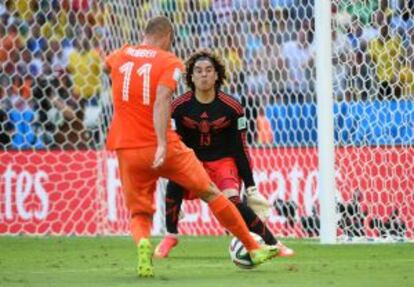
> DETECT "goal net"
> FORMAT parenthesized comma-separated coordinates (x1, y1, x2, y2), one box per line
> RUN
(0, 0, 413, 242)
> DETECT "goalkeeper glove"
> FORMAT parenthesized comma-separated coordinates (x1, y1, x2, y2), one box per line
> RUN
(245, 186, 271, 221)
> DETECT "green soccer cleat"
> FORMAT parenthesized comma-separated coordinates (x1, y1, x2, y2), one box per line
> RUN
(136, 238, 154, 278)
(249, 245, 279, 266)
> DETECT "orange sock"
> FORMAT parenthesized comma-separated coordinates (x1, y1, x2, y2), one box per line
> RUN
(130, 214, 152, 244)
(208, 195, 260, 251)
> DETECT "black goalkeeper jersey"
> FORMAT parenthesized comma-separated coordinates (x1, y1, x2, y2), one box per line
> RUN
(171, 91, 255, 187)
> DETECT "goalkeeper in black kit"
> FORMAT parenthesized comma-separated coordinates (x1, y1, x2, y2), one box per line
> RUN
(155, 49, 294, 258)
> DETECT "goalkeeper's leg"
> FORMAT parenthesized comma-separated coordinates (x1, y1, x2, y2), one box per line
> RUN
(161, 142, 279, 266)
(229, 195, 295, 257)
(154, 181, 183, 258)
(203, 189, 279, 264)
(229, 195, 277, 245)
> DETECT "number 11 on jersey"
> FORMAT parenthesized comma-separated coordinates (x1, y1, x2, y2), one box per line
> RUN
(119, 62, 152, 105)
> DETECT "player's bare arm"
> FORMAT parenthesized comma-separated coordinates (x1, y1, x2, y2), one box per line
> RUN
(152, 84, 173, 169)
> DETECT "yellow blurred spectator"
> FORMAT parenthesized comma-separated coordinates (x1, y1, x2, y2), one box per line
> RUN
(226, 49, 242, 74)
(67, 39, 102, 100)
(199, 0, 212, 10)
(399, 60, 414, 98)
(15, 0, 36, 21)
(41, 11, 67, 41)
(368, 26, 402, 84)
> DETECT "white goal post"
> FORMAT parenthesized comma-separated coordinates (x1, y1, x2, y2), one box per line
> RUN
(315, 0, 337, 244)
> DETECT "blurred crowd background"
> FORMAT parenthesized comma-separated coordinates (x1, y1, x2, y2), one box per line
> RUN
(0, 0, 413, 150)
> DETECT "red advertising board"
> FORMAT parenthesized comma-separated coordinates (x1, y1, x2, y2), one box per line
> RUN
(1, 147, 413, 239)
(0, 151, 100, 235)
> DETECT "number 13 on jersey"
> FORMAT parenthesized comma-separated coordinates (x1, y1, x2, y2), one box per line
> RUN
(119, 62, 152, 105)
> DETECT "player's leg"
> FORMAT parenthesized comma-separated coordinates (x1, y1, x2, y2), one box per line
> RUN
(228, 196, 294, 256)
(198, 182, 279, 265)
(165, 181, 184, 235)
(228, 195, 277, 244)
(160, 141, 278, 265)
(212, 158, 294, 257)
(117, 148, 158, 277)
(160, 142, 260, 251)
(207, 159, 277, 245)
(154, 181, 184, 258)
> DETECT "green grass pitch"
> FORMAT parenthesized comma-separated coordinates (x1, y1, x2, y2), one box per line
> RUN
(0, 236, 413, 287)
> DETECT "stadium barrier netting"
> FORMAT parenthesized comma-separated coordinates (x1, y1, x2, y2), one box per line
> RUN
(0, 0, 413, 241)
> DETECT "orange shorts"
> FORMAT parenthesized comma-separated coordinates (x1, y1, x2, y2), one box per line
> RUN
(184, 157, 241, 200)
(116, 141, 211, 217)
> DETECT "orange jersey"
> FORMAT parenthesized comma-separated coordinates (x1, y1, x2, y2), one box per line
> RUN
(105, 44, 184, 149)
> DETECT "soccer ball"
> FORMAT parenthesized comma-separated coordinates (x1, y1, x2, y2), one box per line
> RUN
(229, 232, 265, 269)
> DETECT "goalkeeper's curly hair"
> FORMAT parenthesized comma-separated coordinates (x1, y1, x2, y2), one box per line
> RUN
(185, 48, 227, 91)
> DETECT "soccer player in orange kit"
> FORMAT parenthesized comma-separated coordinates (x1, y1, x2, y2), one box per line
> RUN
(105, 16, 278, 277)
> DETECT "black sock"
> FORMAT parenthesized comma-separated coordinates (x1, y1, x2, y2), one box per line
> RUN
(165, 181, 184, 234)
(229, 196, 277, 245)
